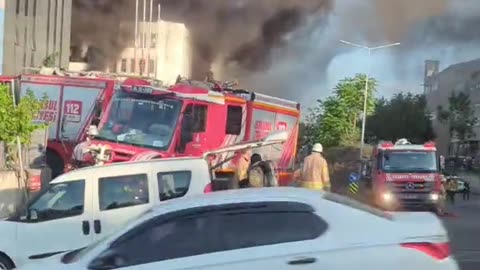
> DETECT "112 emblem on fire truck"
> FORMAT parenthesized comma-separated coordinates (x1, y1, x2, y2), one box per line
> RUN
(64, 100, 83, 123)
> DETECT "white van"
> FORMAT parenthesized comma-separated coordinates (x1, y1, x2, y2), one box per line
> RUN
(0, 157, 212, 269)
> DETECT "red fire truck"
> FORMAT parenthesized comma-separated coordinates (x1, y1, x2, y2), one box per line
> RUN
(369, 139, 443, 211)
(82, 79, 301, 185)
(0, 74, 117, 180)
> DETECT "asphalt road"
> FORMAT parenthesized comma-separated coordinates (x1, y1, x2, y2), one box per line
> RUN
(442, 192, 480, 270)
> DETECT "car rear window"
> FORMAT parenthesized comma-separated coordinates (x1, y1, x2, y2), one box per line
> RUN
(323, 193, 392, 220)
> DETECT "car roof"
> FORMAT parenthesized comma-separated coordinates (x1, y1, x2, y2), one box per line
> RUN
(146, 187, 324, 216)
(52, 157, 206, 183)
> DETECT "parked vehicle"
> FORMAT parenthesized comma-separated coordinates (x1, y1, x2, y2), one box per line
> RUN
(81, 79, 301, 185)
(369, 139, 443, 212)
(0, 131, 288, 269)
(18, 188, 458, 270)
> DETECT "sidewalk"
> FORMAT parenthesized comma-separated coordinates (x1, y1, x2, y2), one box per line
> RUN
(457, 171, 480, 195)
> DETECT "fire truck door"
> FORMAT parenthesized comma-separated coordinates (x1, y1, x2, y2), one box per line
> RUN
(60, 86, 103, 141)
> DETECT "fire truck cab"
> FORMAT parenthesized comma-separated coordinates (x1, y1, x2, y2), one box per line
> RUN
(85, 79, 300, 185)
(370, 139, 443, 211)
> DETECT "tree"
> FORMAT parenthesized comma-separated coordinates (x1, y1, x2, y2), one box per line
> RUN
(437, 91, 477, 142)
(297, 74, 377, 149)
(367, 93, 435, 143)
(0, 85, 46, 169)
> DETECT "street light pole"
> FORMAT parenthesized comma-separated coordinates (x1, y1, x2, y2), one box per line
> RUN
(339, 40, 400, 159)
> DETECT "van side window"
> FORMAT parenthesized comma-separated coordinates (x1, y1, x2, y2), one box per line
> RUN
(158, 171, 192, 201)
(226, 105, 242, 135)
(25, 180, 85, 222)
(99, 174, 149, 211)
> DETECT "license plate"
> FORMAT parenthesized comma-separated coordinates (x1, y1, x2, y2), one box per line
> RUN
(400, 194, 418, 199)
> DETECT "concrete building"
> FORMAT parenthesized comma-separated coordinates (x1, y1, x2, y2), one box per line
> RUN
(109, 21, 192, 86)
(424, 59, 480, 156)
(0, 0, 72, 75)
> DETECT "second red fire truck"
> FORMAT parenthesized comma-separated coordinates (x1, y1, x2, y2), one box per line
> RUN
(369, 139, 443, 212)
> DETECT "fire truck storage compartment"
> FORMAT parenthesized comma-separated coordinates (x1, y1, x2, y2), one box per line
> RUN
(19, 75, 108, 142)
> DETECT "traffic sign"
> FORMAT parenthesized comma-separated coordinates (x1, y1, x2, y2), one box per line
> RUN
(349, 172, 360, 183)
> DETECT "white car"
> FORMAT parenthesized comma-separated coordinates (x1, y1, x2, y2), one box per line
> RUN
(18, 188, 459, 270)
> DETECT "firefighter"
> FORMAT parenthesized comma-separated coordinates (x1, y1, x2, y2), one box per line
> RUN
(445, 178, 458, 204)
(301, 143, 331, 191)
(233, 149, 251, 188)
(70, 125, 98, 170)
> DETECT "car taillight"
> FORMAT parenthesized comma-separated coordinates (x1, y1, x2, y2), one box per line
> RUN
(203, 183, 212, 193)
(401, 242, 450, 260)
(27, 175, 42, 192)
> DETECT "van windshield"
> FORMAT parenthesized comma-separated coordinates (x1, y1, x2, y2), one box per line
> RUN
(380, 150, 438, 173)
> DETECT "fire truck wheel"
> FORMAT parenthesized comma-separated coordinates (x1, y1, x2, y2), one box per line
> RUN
(46, 150, 64, 179)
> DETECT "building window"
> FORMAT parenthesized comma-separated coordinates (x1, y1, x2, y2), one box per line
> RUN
(120, 59, 127, 72)
(111, 61, 117, 73)
(151, 33, 157, 48)
(25, 0, 29, 16)
(148, 59, 154, 74)
(143, 33, 147, 48)
(16, 0, 20, 14)
(130, 59, 135, 73)
(475, 104, 480, 126)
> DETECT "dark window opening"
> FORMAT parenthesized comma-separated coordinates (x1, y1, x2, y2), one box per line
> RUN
(120, 59, 127, 72)
(226, 105, 242, 135)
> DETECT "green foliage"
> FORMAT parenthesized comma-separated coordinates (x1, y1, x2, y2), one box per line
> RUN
(42, 52, 59, 67)
(0, 85, 47, 168)
(299, 73, 377, 149)
(367, 93, 435, 143)
(437, 91, 477, 141)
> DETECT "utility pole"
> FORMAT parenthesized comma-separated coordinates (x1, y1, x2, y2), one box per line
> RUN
(339, 40, 400, 160)
(155, 3, 161, 78)
(134, 0, 139, 74)
(147, 0, 153, 77)
(141, 0, 146, 76)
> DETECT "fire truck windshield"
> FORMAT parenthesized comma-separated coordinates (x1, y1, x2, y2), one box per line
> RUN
(96, 92, 182, 150)
(380, 151, 438, 173)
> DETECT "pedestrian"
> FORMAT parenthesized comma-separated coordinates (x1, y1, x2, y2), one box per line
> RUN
(300, 143, 331, 192)
(445, 178, 457, 204)
(463, 181, 470, 201)
(439, 155, 445, 173)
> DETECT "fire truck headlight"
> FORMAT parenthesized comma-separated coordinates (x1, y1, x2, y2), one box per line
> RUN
(430, 193, 439, 201)
(382, 192, 393, 202)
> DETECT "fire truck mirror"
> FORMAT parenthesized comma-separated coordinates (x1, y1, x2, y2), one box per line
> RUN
(90, 100, 102, 127)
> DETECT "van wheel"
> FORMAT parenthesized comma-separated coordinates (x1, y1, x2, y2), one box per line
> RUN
(47, 149, 64, 179)
(0, 254, 14, 270)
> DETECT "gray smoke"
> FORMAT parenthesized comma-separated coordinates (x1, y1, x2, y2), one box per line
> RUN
(70, 0, 480, 108)
(236, 0, 480, 108)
